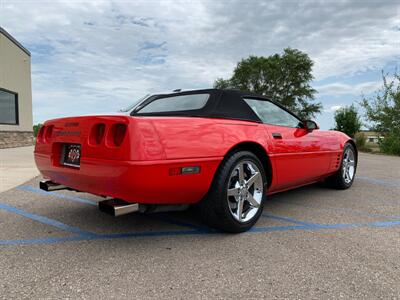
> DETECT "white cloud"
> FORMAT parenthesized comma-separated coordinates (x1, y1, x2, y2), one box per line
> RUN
(324, 105, 344, 113)
(0, 0, 399, 124)
(316, 80, 383, 96)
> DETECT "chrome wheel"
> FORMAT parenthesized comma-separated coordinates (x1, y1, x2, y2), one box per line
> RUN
(227, 160, 264, 223)
(342, 147, 355, 184)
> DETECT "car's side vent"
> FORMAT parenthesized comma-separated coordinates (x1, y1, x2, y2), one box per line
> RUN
(89, 123, 106, 145)
(335, 154, 341, 168)
(106, 123, 127, 147)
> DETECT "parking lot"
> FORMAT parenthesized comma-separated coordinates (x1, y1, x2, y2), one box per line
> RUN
(0, 152, 399, 299)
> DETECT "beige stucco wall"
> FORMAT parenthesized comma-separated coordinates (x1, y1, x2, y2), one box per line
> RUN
(0, 31, 33, 132)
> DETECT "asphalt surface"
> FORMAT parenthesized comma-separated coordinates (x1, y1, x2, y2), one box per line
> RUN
(0, 152, 399, 299)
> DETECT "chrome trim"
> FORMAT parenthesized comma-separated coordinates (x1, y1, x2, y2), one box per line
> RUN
(61, 162, 80, 168)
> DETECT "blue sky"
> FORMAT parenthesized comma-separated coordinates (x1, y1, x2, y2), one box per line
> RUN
(1, 0, 399, 129)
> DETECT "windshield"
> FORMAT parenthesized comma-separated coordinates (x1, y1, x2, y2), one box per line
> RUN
(119, 94, 150, 112)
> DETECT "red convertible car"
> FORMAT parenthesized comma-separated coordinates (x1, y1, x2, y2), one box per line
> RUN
(35, 89, 357, 232)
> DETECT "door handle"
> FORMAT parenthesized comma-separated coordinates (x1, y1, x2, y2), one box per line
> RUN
(272, 133, 282, 139)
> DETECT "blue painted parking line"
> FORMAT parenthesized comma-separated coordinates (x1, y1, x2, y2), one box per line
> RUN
(0, 203, 96, 237)
(369, 220, 400, 227)
(1, 181, 399, 246)
(0, 201, 214, 245)
(263, 212, 400, 229)
(18, 185, 211, 232)
(262, 214, 360, 229)
(0, 236, 88, 246)
(20, 182, 394, 225)
(17, 185, 208, 231)
(2, 217, 400, 246)
(17, 184, 400, 230)
(262, 213, 321, 226)
(17, 186, 97, 206)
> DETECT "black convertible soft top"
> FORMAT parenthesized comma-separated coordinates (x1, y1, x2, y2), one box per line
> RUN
(131, 88, 299, 123)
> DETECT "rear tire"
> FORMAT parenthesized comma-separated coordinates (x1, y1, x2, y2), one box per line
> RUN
(326, 142, 357, 189)
(198, 151, 267, 233)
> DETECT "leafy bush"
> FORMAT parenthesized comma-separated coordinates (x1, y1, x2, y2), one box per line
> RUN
(354, 132, 372, 152)
(379, 131, 400, 155)
(355, 132, 366, 148)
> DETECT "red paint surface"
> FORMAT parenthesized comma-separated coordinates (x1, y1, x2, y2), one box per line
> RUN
(35, 115, 352, 204)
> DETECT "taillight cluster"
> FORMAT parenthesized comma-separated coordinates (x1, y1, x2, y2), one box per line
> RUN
(37, 125, 54, 143)
(90, 123, 127, 147)
(89, 123, 106, 145)
(111, 123, 127, 147)
(36, 123, 127, 147)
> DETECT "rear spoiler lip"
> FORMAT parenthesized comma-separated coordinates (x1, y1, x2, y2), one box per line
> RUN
(42, 113, 131, 125)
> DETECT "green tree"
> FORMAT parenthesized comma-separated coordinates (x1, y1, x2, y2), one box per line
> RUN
(214, 48, 321, 119)
(333, 105, 362, 138)
(33, 123, 43, 137)
(360, 72, 400, 155)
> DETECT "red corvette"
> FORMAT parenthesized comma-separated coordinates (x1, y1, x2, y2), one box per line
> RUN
(35, 89, 357, 232)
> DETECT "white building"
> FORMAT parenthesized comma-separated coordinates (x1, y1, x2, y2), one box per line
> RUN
(0, 27, 33, 148)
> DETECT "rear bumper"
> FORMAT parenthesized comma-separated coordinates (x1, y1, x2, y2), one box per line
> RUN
(34, 153, 222, 204)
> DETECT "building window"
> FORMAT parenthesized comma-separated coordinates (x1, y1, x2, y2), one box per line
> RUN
(0, 89, 18, 125)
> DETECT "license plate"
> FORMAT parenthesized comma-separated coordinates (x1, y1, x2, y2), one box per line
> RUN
(62, 144, 81, 168)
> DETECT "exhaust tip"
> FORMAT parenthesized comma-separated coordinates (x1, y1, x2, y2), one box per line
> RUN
(98, 199, 139, 216)
(40, 180, 68, 192)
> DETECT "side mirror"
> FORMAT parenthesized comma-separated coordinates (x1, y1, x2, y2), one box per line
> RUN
(304, 120, 319, 131)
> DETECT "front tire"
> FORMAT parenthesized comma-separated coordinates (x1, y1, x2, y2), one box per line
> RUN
(199, 151, 267, 233)
(326, 142, 357, 189)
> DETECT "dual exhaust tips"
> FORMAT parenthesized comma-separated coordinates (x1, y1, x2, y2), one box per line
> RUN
(39, 180, 188, 216)
(40, 180, 139, 216)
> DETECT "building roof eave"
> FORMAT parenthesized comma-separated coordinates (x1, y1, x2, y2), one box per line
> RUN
(0, 27, 31, 57)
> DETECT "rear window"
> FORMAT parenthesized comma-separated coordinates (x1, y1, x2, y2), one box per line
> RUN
(137, 94, 210, 113)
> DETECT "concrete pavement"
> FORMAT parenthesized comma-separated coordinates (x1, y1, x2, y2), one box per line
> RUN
(0, 146, 39, 193)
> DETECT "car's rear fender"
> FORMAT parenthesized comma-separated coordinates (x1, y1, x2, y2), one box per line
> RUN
(222, 141, 273, 188)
